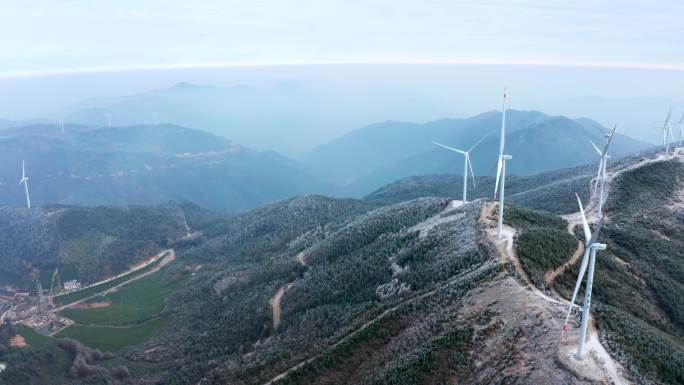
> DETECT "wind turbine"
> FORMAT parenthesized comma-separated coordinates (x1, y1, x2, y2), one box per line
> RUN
(677, 112, 684, 148)
(589, 125, 617, 216)
(19, 160, 31, 209)
(494, 88, 512, 239)
(661, 109, 673, 155)
(432, 130, 494, 207)
(561, 194, 604, 340)
(106, 113, 112, 128)
(576, 239, 607, 359)
(61, 118, 65, 135)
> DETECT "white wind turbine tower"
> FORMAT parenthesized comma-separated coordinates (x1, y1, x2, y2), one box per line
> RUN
(19, 160, 31, 209)
(106, 113, 112, 127)
(576, 240, 607, 359)
(61, 118, 65, 134)
(494, 88, 512, 239)
(589, 125, 616, 217)
(561, 194, 604, 341)
(432, 130, 494, 207)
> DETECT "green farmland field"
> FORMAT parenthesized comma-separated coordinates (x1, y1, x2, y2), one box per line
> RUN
(61, 270, 186, 326)
(54, 253, 166, 306)
(14, 324, 52, 347)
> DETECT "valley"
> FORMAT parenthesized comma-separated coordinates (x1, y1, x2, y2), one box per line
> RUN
(2, 3, 681, 384)
(0, 143, 681, 384)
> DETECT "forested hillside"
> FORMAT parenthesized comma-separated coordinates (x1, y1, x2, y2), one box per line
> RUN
(0, 123, 330, 211)
(510, 158, 684, 384)
(365, 164, 594, 214)
(0, 202, 213, 288)
(1, 153, 682, 385)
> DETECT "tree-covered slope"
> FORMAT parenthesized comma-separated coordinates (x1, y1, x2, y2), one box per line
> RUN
(539, 159, 684, 385)
(0, 202, 209, 288)
(0, 123, 330, 211)
(364, 163, 596, 214)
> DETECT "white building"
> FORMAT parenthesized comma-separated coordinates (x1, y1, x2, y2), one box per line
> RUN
(63, 280, 82, 292)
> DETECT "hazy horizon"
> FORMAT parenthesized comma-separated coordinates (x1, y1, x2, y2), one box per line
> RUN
(2, 1, 683, 154)
(0, 64, 681, 155)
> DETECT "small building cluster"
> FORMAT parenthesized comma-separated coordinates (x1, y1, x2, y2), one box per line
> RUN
(63, 280, 82, 292)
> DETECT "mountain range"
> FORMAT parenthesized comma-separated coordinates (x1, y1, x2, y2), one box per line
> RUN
(303, 110, 650, 195)
(0, 123, 329, 211)
(0, 109, 651, 210)
(0, 149, 681, 384)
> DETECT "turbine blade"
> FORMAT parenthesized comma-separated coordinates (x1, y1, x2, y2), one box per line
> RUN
(494, 157, 502, 196)
(563, 246, 591, 331)
(432, 141, 466, 154)
(588, 140, 602, 156)
(467, 128, 497, 152)
(498, 89, 507, 158)
(592, 160, 603, 198)
(467, 156, 476, 188)
(576, 193, 591, 243)
(588, 215, 605, 246)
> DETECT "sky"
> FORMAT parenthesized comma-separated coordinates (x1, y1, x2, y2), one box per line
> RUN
(0, 1, 681, 154)
(1, 0, 683, 77)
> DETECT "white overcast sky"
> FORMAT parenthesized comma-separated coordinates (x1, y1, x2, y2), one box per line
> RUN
(1, 0, 683, 77)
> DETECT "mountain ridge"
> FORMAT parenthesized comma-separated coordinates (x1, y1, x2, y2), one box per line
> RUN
(304, 110, 648, 196)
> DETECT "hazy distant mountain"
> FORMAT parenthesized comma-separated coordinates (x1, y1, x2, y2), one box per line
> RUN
(0, 123, 330, 211)
(55, 81, 451, 157)
(541, 95, 684, 145)
(303, 110, 650, 196)
(0, 118, 52, 129)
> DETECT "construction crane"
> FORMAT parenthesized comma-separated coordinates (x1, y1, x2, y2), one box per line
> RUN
(49, 268, 62, 297)
(35, 280, 45, 304)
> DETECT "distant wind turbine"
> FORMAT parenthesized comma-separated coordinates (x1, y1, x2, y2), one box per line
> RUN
(589, 124, 617, 216)
(494, 88, 512, 239)
(19, 160, 31, 209)
(60, 118, 65, 134)
(106, 113, 112, 128)
(677, 112, 684, 147)
(561, 194, 604, 341)
(432, 130, 494, 207)
(661, 109, 673, 155)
